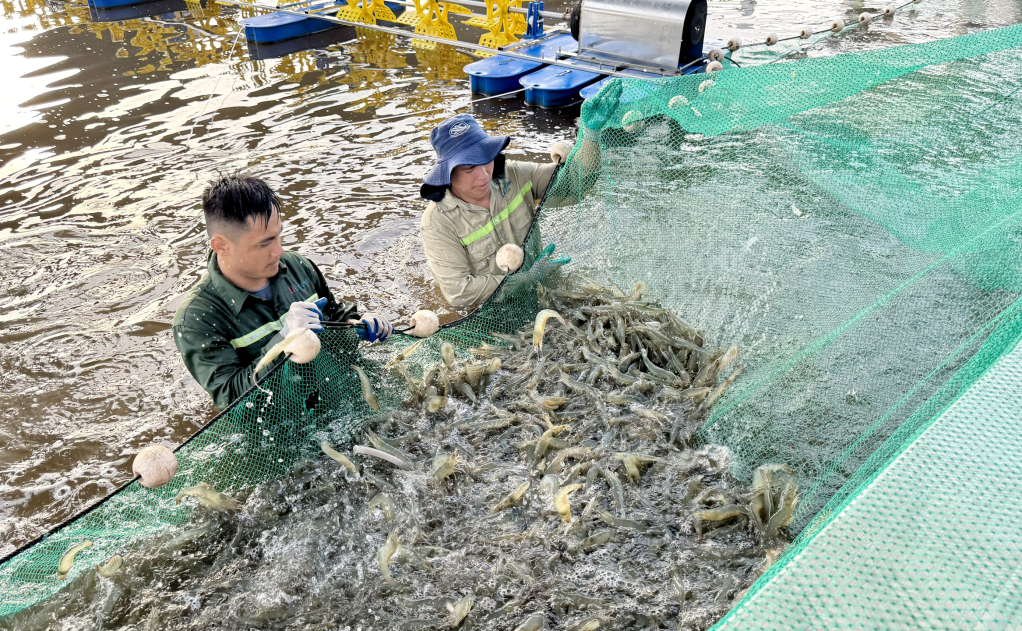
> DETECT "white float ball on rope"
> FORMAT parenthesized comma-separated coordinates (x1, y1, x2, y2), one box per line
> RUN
(859, 12, 871, 23)
(883, 5, 895, 15)
(496, 243, 524, 273)
(706, 60, 724, 73)
(407, 310, 440, 338)
(830, 18, 844, 32)
(765, 33, 779, 45)
(726, 36, 742, 52)
(799, 27, 813, 39)
(132, 445, 178, 489)
(708, 48, 726, 62)
(621, 110, 645, 133)
(668, 94, 690, 109)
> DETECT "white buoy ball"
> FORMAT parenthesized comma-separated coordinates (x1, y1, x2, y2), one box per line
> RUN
(668, 94, 690, 109)
(708, 48, 726, 62)
(859, 11, 870, 22)
(830, 18, 844, 32)
(407, 310, 440, 338)
(495, 243, 524, 273)
(621, 110, 644, 133)
(706, 60, 724, 73)
(132, 445, 178, 489)
(726, 36, 742, 52)
(883, 5, 895, 15)
(799, 26, 813, 39)
(284, 328, 321, 364)
(765, 33, 779, 45)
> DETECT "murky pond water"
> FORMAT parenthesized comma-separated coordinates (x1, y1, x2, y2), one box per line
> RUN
(0, 0, 1016, 590)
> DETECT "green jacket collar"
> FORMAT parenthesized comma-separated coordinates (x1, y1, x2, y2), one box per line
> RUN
(206, 252, 290, 317)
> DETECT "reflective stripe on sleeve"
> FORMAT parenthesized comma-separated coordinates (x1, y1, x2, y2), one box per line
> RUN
(459, 182, 533, 246)
(229, 293, 320, 349)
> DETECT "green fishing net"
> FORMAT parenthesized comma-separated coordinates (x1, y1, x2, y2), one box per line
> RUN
(3, 22, 1022, 628)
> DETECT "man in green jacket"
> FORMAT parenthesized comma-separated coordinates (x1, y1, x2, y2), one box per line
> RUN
(173, 174, 392, 409)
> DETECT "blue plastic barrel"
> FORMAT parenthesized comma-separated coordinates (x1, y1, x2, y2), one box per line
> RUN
(465, 33, 576, 96)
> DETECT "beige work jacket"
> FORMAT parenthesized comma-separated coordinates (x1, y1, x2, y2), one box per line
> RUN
(421, 160, 558, 309)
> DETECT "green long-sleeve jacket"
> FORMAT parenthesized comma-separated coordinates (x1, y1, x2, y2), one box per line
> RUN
(173, 251, 358, 409)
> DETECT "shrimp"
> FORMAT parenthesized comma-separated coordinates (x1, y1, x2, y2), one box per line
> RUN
(377, 529, 400, 584)
(582, 530, 614, 550)
(628, 281, 648, 301)
(448, 595, 473, 627)
(174, 482, 241, 512)
(536, 396, 569, 409)
(491, 481, 531, 513)
(385, 338, 425, 368)
(97, 554, 122, 578)
(485, 357, 502, 375)
(464, 363, 487, 388)
(366, 429, 414, 464)
(320, 441, 360, 476)
(351, 364, 380, 410)
(692, 504, 755, 537)
(600, 467, 625, 513)
(554, 483, 584, 522)
(716, 345, 740, 375)
(352, 445, 413, 470)
(615, 452, 642, 483)
(696, 366, 745, 415)
(440, 341, 456, 367)
(533, 309, 566, 351)
(432, 452, 459, 482)
(547, 446, 591, 474)
(513, 613, 547, 631)
(57, 540, 93, 580)
(368, 493, 397, 520)
(425, 395, 448, 413)
(640, 349, 681, 384)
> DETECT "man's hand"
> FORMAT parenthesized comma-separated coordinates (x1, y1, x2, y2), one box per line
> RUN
(282, 297, 327, 336)
(352, 313, 393, 343)
(550, 140, 573, 165)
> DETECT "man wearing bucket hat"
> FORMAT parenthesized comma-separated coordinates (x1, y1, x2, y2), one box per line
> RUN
(419, 83, 623, 309)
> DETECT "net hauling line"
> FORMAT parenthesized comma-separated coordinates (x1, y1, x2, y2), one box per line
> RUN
(705, 0, 924, 69)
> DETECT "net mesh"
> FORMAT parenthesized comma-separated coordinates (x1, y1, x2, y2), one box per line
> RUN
(3, 22, 1022, 626)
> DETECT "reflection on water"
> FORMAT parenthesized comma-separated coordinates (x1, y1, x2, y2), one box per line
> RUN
(0, 0, 1017, 562)
(1, 0, 92, 33)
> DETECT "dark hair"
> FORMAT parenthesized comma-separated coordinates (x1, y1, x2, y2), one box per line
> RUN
(202, 173, 282, 238)
(420, 154, 506, 202)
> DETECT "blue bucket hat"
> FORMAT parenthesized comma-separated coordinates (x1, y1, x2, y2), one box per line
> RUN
(422, 113, 510, 187)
